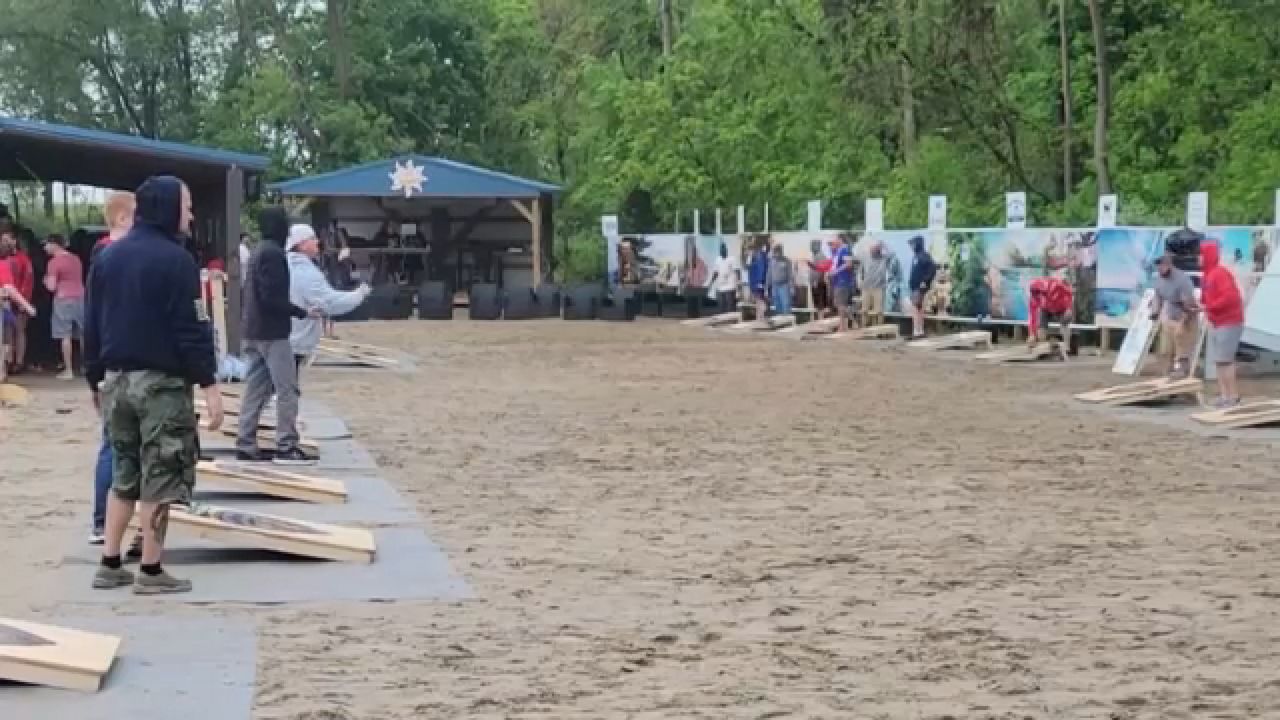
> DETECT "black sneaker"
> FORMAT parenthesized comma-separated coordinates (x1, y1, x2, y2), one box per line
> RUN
(235, 450, 270, 462)
(272, 446, 317, 467)
(126, 533, 144, 561)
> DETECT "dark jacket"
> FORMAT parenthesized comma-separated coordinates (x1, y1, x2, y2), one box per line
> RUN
(909, 249, 936, 291)
(242, 207, 306, 341)
(84, 176, 217, 391)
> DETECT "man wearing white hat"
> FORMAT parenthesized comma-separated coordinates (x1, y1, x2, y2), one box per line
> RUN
(286, 224, 370, 373)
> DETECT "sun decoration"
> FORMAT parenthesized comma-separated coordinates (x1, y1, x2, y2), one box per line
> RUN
(388, 159, 426, 198)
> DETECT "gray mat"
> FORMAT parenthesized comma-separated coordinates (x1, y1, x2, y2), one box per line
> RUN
(194, 472, 419, 526)
(58, 527, 470, 604)
(199, 437, 378, 471)
(0, 616, 254, 720)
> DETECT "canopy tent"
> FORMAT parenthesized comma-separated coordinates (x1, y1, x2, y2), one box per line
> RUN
(0, 115, 269, 352)
(271, 156, 559, 294)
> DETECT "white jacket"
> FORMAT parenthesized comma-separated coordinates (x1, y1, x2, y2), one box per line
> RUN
(287, 252, 368, 355)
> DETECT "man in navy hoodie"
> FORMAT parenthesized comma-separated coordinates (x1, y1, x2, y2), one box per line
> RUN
(84, 175, 222, 595)
(237, 206, 312, 465)
(908, 235, 936, 339)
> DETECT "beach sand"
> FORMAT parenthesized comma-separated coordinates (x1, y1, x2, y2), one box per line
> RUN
(3, 319, 1280, 719)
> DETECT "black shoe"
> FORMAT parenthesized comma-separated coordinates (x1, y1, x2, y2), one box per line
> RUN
(272, 447, 317, 467)
(235, 450, 270, 463)
(125, 533, 144, 561)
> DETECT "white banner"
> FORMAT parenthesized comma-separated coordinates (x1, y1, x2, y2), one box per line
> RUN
(1005, 191, 1027, 229)
(865, 198, 884, 233)
(927, 195, 947, 231)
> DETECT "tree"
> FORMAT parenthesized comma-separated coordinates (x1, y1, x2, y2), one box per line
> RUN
(1087, 0, 1112, 195)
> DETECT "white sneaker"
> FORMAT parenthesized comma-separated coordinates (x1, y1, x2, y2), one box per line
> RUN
(88, 529, 105, 545)
(57, 370, 74, 380)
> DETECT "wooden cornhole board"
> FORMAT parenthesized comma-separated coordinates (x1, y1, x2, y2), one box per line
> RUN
(0, 618, 120, 692)
(315, 339, 400, 369)
(1191, 399, 1280, 428)
(908, 330, 993, 352)
(681, 312, 739, 328)
(1073, 377, 1203, 406)
(975, 342, 1065, 363)
(0, 383, 30, 407)
(776, 316, 840, 336)
(724, 314, 796, 332)
(197, 460, 347, 504)
(149, 504, 375, 564)
(824, 323, 899, 341)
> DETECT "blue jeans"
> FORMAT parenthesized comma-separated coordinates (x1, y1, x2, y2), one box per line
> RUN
(93, 425, 112, 530)
(771, 285, 792, 315)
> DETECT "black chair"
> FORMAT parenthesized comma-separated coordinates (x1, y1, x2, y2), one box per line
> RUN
(366, 284, 414, 320)
(535, 284, 562, 318)
(469, 283, 502, 320)
(599, 289, 638, 322)
(504, 286, 540, 320)
(417, 281, 453, 320)
(562, 283, 601, 320)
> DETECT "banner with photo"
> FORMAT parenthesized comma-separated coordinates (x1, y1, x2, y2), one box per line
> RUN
(611, 233, 728, 290)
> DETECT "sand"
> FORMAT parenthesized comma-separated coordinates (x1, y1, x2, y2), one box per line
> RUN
(4, 319, 1280, 719)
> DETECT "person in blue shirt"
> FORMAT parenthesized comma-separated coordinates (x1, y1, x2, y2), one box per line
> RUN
(827, 234, 856, 330)
(908, 234, 937, 339)
(748, 237, 771, 318)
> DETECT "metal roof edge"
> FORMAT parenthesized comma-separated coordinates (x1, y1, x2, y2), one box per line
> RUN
(0, 116, 269, 171)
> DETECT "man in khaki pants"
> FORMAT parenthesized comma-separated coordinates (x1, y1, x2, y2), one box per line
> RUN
(1150, 252, 1200, 379)
(859, 240, 889, 328)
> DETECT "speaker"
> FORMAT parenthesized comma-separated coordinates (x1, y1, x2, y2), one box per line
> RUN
(535, 284, 562, 318)
(417, 281, 453, 320)
(367, 284, 414, 320)
(599, 289, 637, 322)
(469, 283, 502, 320)
(563, 283, 601, 320)
(504, 286, 539, 320)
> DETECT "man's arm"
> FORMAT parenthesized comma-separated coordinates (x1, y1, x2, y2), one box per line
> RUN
(296, 262, 367, 317)
(83, 265, 105, 392)
(168, 257, 218, 389)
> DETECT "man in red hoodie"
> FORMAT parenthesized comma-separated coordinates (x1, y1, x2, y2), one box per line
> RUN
(1027, 275, 1074, 351)
(1201, 241, 1245, 407)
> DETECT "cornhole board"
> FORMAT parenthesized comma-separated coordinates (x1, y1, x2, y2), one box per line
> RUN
(218, 426, 319, 454)
(142, 504, 376, 564)
(975, 342, 1064, 363)
(0, 617, 120, 692)
(776, 316, 840, 336)
(0, 383, 30, 407)
(1074, 377, 1203, 406)
(315, 339, 400, 369)
(1191, 399, 1280, 428)
(907, 330, 993, 351)
(680, 312, 740, 328)
(196, 460, 347, 504)
(1112, 289, 1159, 375)
(824, 324, 899, 341)
(723, 314, 795, 332)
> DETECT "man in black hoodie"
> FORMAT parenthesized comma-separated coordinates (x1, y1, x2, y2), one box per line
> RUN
(907, 235, 937, 340)
(237, 205, 313, 465)
(84, 175, 223, 595)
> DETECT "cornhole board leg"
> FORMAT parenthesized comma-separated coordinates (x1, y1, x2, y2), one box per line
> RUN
(907, 330, 993, 351)
(0, 618, 120, 692)
(1074, 378, 1203, 406)
(1191, 399, 1280, 428)
(196, 460, 347, 504)
(151, 505, 376, 564)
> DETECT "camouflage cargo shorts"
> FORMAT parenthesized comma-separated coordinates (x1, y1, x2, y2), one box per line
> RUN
(102, 370, 198, 504)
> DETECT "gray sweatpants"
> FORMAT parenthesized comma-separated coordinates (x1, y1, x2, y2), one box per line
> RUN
(236, 338, 300, 453)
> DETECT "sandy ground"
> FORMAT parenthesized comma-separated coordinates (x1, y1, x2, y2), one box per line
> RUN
(5, 319, 1280, 719)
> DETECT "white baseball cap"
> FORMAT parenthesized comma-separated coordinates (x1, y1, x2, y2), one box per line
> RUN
(286, 224, 316, 251)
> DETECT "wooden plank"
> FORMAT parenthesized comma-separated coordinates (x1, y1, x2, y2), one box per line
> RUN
(0, 617, 120, 692)
(1191, 399, 1280, 428)
(824, 324, 899, 341)
(975, 342, 1058, 363)
(680, 312, 740, 328)
(1074, 377, 1203, 406)
(776, 316, 840, 336)
(907, 330, 993, 351)
(159, 504, 376, 564)
(197, 460, 347, 504)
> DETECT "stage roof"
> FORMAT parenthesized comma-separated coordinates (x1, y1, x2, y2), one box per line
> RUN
(271, 155, 560, 199)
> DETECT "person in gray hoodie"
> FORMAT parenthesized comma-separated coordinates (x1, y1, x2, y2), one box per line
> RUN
(285, 224, 370, 371)
(767, 243, 793, 315)
(859, 240, 890, 328)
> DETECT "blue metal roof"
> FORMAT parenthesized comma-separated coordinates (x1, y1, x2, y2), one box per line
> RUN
(270, 155, 560, 199)
(0, 116, 269, 171)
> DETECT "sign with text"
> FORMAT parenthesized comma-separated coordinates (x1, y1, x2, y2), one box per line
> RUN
(927, 195, 947, 231)
(1005, 191, 1027, 229)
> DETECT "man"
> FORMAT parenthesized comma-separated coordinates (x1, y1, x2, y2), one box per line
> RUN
(706, 244, 740, 314)
(1201, 241, 1245, 408)
(1027, 275, 1074, 351)
(84, 175, 222, 594)
(238, 206, 313, 466)
(859, 241, 890, 328)
(89, 191, 136, 545)
(237, 232, 253, 285)
(1, 229, 33, 373)
(286, 224, 370, 369)
(766, 243, 793, 316)
(828, 235, 856, 330)
(1149, 251, 1200, 379)
(908, 235, 936, 339)
(0, 239, 36, 383)
(808, 241, 831, 319)
(748, 238, 770, 319)
(44, 233, 85, 379)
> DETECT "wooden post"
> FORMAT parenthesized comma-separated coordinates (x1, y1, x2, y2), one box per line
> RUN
(531, 197, 543, 289)
(225, 166, 244, 354)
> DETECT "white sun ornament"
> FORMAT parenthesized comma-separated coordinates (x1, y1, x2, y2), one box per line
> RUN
(389, 159, 427, 198)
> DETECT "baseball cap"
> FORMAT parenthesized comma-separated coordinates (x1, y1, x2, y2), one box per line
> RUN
(286, 224, 316, 251)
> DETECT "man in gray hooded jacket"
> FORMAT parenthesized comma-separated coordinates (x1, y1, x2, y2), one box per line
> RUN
(285, 224, 370, 368)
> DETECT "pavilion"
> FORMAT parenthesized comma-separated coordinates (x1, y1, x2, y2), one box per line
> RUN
(270, 155, 559, 295)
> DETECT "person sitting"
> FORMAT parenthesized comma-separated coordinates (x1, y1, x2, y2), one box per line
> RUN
(1027, 276, 1074, 352)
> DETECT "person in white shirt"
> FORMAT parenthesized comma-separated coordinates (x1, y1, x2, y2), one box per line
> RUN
(706, 244, 740, 313)
(238, 233, 252, 285)
(285, 224, 370, 372)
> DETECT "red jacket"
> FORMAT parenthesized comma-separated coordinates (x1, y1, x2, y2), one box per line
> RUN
(1201, 241, 1244, 327)
(9, 250, 33, 301)
(1028, 276, 1073, 336)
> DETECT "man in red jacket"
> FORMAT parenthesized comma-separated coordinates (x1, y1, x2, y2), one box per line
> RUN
(1027, 275, 1074, 351)
(1201, 241, 1245, 407)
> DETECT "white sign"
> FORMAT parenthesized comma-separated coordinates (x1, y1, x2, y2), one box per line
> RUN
(601, 215, 619, 237)
(806, 200, 822, 232)
(927, 195, 947, 231)
(1112, 289, 1158, 375)
(1005, 191, 1027, 229)
(1274, 189, 1280, 227)
(865, 198, 884, 233)
(1187, 191, 1209, 230)
(1097, 194, 1118, 228)
(693, 209, 701, 234)
(736, 205, 746, 234)
(714, 208, 722, 235)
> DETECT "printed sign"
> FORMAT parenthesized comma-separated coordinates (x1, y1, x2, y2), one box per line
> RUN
(1187, 192, 1209, 231)
(928, 195, 947, 231)
(601, 215, 619, 237)
(807, 200, 822, 232)
(1006, 191, 1027, 229)
(1098, 194, 1118, 228)
(865, 198, 884, 233)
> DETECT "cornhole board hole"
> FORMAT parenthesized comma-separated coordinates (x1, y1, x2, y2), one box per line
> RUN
(217, 426, 319, 454)
(197, 460, 347, 504)
(976, 342, 1064, 363)
(681, 311, 739, 328)
(1191, 399, 1280, 428)
(824, 323, 899, 341)
(143, 504, 376, 564)
(776, 316, 840, 336)
(1074, 377, 1203, 406)
(908, 330, 993, 351)
(0, 618, 120, 692)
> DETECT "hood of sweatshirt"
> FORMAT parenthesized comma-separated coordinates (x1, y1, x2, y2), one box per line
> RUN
(258, 206, 290, 246)
(1201, 241, 1221, 272)
(133, 176, 185, 237)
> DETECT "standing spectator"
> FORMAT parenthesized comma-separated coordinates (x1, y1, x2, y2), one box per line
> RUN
(1201, 241, 1245, 408)
(860, 240, 890, 328)
(237, 206, 313, 466)
(1150, 251, 1200, 379)
(767, 243, 793, 316)
(44, 233, 86, 379)
(808, 242, 832, 319)
(1, 227, 33, 372)
(85, 175, 222, 594)
(237, 232, 253, 285)
(286, 224, 370, 372)
(748, 238, 771, 318)
(907, 235, 936, 340)
(706, 243, 740, 314)
(828, 235, 856, 330)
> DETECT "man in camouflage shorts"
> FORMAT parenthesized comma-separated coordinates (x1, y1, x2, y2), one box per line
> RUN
(102, 370, 198, 510)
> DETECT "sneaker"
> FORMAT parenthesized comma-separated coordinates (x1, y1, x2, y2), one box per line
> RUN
(133, 569, 192, 595)
(88, 528, 105, 545)
(57, 370, 74, 381)
(92, 565, 135, 589)
(235, 450, 270, 463)
(272, 446, 317, 467)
